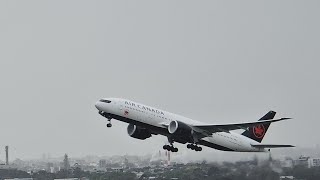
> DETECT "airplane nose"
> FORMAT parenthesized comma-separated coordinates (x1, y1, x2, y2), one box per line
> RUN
(95, 101, 101, 110)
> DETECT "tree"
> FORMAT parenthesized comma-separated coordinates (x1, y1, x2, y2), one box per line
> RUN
(63, 153, 70, 170)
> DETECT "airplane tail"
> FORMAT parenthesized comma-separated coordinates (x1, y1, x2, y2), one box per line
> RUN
(241, 111, 276, 143)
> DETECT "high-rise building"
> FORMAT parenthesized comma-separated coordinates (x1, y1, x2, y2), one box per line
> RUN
(5, 146, 9, 165)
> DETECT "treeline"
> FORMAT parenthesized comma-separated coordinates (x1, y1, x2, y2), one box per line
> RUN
(0, 169, 30, 179)
(1, 162, 320, 180)
(159, 162, 320, 180)
(0, 168, 136, 180)
(32, 168, 136, 180)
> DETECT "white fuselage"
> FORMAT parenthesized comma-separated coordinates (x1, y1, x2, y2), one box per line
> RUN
(95, 98, 266, 152)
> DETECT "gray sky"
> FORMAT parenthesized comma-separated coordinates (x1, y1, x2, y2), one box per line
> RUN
(0, 1, 319, 160)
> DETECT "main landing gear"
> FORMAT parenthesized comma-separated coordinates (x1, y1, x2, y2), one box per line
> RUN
(187, 144, 202, 151)
(164, 137, 178, 152)
(163, 145, 178, 152)
(99, 111, 112, 128)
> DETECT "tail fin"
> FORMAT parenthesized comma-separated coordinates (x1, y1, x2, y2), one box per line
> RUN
(241, 111, 276, 143)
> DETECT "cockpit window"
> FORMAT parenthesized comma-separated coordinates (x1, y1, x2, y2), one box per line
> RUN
(100, 99, 111, 103)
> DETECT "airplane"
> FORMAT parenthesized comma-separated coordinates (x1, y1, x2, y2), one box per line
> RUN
(95, 98, 294, 152)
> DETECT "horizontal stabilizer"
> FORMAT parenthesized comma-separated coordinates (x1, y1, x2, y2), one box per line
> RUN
(251, 144, 295, 148)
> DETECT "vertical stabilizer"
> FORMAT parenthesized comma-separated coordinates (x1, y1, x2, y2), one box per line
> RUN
(241, 111, 276, 143)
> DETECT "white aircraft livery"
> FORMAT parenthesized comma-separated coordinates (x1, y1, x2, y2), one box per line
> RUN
(95, 98, 294, 152)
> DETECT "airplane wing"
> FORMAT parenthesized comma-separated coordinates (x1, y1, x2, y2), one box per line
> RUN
(251, 144, 295, 148)
(192, 118, 291, 134)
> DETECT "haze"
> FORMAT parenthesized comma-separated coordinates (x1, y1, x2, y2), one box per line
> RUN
(0, 1, 319, 160)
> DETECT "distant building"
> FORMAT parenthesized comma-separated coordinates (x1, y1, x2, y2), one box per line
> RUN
(150, 150, 171, 166)
(0, 164, 16, 170)
(293, 156, 309, 167)
(110, 167, 123, 173)
(5, 146, 9, 165)
(280, 176, 294, 180)
(308, 158, 320, 168)
(292, 156, 320, 168)
(47, 162, 55, 173)
(54, 179, 85, 180)
(124, 157, 129, 168)
(99, 159, 106, 168)
(73, 163, 81, 169)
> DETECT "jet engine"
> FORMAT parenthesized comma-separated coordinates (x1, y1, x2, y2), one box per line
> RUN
(168, 121, 193, 138)
(127, 124, 152, 140)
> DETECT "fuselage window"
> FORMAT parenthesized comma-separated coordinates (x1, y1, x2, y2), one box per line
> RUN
(100, 99, 111, 103)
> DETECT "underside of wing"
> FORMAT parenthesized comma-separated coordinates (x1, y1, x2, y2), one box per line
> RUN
(251, 144, 295, 148)
(193, 118, 291, 134)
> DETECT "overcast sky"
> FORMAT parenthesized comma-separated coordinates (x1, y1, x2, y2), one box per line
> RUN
(0, 1, 319, 160)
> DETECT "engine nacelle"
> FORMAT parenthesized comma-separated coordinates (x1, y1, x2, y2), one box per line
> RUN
(168, 120, 193, 137)
(127, 124, 152, 140)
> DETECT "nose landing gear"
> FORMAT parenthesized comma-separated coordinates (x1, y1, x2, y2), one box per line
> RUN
(106, 122, 112, 128)
(99, 111, 113, 128)
(106, 118, 112, 128)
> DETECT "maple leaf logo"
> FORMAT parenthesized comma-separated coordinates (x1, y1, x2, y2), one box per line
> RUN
(253, 125, 265, 139)
(124, 110, 129, 116)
